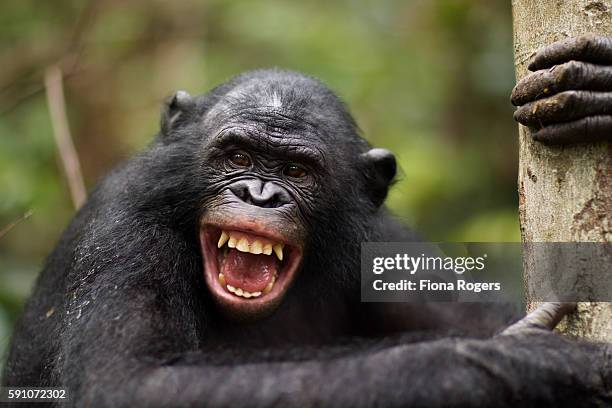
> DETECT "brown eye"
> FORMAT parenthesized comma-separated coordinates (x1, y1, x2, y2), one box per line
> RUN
(284, 164, 307, 178)
(229, 152, 251, 167)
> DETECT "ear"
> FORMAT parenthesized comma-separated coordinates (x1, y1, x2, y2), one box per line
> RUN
(360, 148, 397, 207)
(160, 90, 195, 136)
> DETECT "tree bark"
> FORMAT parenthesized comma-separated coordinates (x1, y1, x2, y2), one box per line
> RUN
(512, 0, 612, 342)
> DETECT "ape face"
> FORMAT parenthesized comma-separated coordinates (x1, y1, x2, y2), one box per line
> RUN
(176, 72, 373, 320)
(198, 110, 318, 320)
(158, 71, 395, 321)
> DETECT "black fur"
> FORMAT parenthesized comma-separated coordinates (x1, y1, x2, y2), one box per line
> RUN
(3, 69, 611, 407)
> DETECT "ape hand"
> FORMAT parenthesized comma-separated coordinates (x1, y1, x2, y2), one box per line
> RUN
(511, 34, 612, 144)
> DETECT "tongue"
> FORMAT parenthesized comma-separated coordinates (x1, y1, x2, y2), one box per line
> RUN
(221, 249, 278, 292)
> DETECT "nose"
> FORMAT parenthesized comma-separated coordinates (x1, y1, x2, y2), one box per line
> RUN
(229, 179, 291, 208)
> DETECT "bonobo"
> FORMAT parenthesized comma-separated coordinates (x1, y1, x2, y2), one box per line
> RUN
(3, 35, 612, 407)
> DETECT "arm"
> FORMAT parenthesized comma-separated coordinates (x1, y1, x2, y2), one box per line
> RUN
(511, 34, 612, 144)
(60, 272, 611, 408)
(132, 333, 609, 408)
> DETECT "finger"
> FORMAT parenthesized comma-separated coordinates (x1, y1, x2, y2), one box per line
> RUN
(528, 34, 612, 71)
(531, 115, 612, 145)
(500, 302, 576, 336)
(511, 61, 612, 106)
(514, 91, 612, 126)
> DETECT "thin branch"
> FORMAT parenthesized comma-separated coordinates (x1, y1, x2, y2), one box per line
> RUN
(0, 210, 33, 240)
(44, 64, 87, 210)
(0, 65, 82, 116)
(0, 0, 98, 115)
(67, 0, 98, 54)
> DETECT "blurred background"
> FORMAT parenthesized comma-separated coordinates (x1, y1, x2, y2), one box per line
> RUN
(0, 0, 519, 363)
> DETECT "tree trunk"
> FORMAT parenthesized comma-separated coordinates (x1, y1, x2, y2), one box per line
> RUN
(511, 0, 612, 342)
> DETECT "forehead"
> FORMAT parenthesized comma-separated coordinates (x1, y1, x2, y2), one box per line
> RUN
(204, 78, 347, 142)
(221, 77, 326, 111)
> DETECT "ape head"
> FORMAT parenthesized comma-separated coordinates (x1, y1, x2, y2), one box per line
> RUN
(157, 70, 396, 321)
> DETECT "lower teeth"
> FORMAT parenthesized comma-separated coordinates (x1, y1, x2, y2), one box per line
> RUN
(221, 275, 269, 298)
(263, 277, 276, 294)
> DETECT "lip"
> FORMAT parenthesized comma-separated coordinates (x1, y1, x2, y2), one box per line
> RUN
(200, 222, 303, 318)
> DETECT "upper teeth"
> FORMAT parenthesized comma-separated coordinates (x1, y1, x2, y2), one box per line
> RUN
(218, 230, 284, 261)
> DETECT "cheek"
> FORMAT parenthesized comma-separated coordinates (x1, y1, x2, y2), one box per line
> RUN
(285, 184, 316, 217)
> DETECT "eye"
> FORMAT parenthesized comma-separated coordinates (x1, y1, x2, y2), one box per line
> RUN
(229, 152, 251, 167)
(284, 164, 307, 178)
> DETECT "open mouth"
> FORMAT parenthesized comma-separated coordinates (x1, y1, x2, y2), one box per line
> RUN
(200, 224, 303, 315)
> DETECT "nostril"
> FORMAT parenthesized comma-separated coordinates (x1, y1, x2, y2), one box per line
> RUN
(229, 180, 291, 208)
(259, 196, 282, 209)
(251, 194, 281, 208)
(229, 182, 252, 203)
(240, 187, 251, 203)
